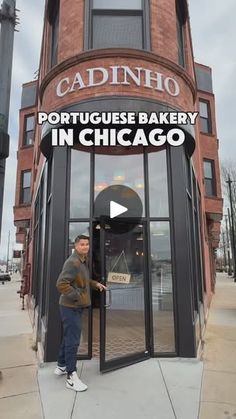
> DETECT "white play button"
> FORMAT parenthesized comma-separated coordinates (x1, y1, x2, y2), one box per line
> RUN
(110, 201, 128, 219)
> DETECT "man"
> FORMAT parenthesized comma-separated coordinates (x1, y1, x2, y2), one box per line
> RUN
(54, 235, 106, 392)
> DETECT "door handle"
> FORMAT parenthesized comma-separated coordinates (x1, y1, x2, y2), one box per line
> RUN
(104, 288, 112, 308)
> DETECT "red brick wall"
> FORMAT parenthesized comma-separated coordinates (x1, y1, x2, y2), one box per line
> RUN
(39, 52, 196, 113)
(14, 106, 35, 221)
(58, 0, 84, 62)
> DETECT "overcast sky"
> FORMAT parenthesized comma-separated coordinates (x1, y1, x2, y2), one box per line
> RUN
(0, 0, 235, 259)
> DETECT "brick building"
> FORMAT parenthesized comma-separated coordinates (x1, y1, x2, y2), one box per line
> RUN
(14, 0, 223, 372)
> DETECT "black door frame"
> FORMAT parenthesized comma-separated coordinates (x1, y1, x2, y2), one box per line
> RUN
(43, 145, 198, 362)
(99, 219, 151, 373)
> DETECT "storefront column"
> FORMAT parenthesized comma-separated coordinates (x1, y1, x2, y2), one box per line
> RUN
(44, 146, 68, 362)
(170, 146, 196, 357)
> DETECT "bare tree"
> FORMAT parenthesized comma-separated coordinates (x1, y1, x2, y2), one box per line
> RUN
(221, 160, 236, 277)
(221, 161, 236, 211)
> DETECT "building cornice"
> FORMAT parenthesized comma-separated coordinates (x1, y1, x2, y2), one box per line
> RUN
(39, 49, 197, 103)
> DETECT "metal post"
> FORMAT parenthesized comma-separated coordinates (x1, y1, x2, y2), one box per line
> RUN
(225, 214, 232, 276)
(227, 207, 233, 274)
(222, 232, 227, 272)
(0, 0, 17, 240)
(227, 177, 236, 281)
(6, 230, 10, 272)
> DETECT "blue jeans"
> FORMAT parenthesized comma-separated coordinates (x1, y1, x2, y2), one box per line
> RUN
(57, 306, 83, 374)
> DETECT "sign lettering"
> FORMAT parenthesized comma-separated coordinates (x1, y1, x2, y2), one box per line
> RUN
(56, 65, 180, 98)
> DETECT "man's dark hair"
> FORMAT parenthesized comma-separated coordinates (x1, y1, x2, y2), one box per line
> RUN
(74, 235, 89, 243)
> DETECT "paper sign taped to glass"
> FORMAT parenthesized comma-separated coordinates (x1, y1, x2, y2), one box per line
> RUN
(107, 250, 131, 284)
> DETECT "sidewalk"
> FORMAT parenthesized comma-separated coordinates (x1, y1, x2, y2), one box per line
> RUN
(0, 272, 235, 419)
(0, 274, 43, 418)
(199, 272, 236, 419)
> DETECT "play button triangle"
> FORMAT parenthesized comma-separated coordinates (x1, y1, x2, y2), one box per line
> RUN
(110, 201, 128, 219)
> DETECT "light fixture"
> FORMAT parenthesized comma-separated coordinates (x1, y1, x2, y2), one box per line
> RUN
(94, 182, 108, 192)
(113, 171, 125, 182)
(135, 179, 144, 189)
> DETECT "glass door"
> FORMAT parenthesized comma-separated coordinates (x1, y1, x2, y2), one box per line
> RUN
(99, 221, 150, 372)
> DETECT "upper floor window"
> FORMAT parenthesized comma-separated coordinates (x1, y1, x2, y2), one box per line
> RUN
(89, 0, 148, 50)
(176, 5, 185, 67)
(203, 160, 216, 197)
(199, 100, 212, 134)
(23, 115, 35, 146)
(49, 0, 59, 68)
(21, 170, 31, 205)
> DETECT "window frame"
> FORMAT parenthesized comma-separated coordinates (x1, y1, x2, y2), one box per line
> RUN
(48, 0, 60, 69)
(176, 3, 185, 67)
(203, 159, 216, 197)
(199, 99, 212, 134)
(23, 114, 35, 146)
(20, 170, 32, 205)
(85, 0, 150, 51)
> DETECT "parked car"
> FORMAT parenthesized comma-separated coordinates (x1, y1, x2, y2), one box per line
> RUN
(0, 273, 11, 282)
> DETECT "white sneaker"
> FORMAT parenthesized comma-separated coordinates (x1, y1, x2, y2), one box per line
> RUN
(66, 371, 88, 392)
(54, 365, 67, 376)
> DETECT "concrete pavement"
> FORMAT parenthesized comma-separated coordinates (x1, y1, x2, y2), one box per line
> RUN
(0, 274, 43, 419)
(199, 273, 236, 419)
(1, 272, 235, 418)
(38, 358, 202, 419)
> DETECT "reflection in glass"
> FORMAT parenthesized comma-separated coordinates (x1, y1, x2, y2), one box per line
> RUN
(95, 154, 145, 215)
(150, 222, 175, 352)
(148, 150, 169, 217)
(70, 149, 90, 218)
(104, 225, 146, 360)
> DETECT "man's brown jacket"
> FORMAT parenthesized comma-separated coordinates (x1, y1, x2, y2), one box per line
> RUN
(56, 250, 98, 308)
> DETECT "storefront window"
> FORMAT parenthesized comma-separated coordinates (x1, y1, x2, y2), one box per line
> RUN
(94, 153, 145, 215)
(150, 222, 175, 353)
(70, 149, 91, 219)
(148, 150, 169, 217)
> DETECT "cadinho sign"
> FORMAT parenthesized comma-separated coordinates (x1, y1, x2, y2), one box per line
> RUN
(56, 65, 180, 98)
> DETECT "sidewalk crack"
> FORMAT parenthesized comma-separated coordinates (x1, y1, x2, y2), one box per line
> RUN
(158, 361, 177, 419)
(0, 363, 36, 370)
(197, 362, 204, 419)
(0, 390, 38, 400)
(37, 370, 46, 419)
(70, 362, 84, 418)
